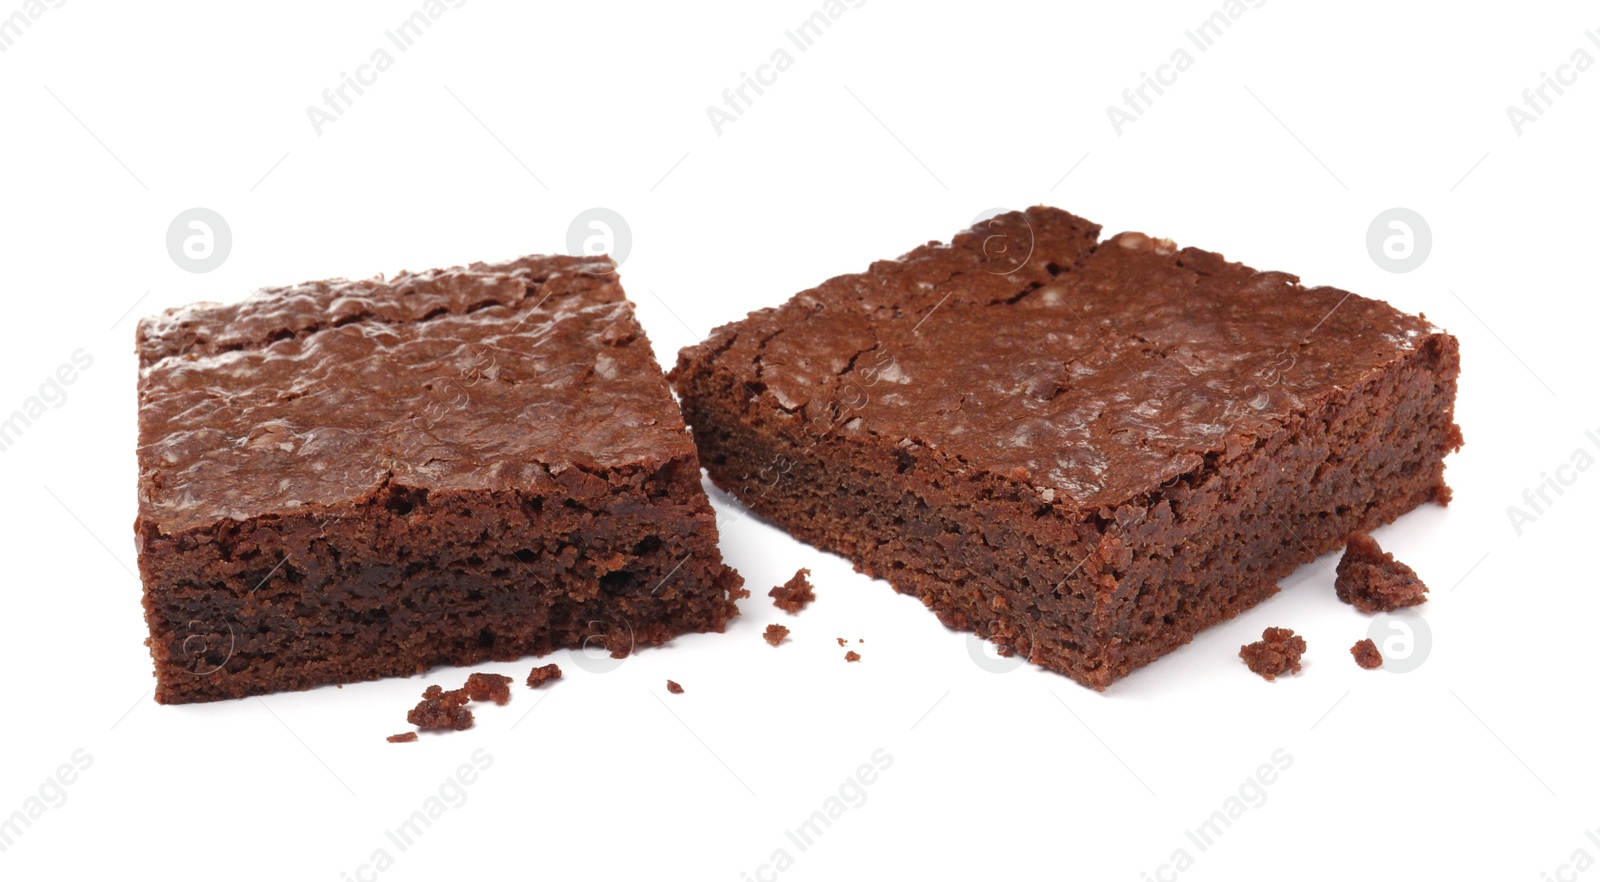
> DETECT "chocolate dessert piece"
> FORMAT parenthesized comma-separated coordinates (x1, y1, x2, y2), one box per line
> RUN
(136, 254, 744, 703)
(462, 672, 513, 705)
(526, 663, 562, 688)
(763, 624, 789, 646)
(844, 650, 861, 663)
(670, 206, 1462, 689)
(1351, 638, 1383, 669)
(387, 732, 419, 743)
(408, 685, 473, 731)
(769, 568, 815, 614)
(666, 680, 684, 694)
(1335, 534, 1429, 612)
(1240, 627, 1306, 681)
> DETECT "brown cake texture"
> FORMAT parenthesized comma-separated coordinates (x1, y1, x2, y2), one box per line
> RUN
(763, 624, 790, 646)
(1335, 534, 1429, 612)
(387, 732, 419, 743)
(135, 254, 744, 703)
(670, 206, 1462, 690)
(527, 663, 563, 688)
(666, 680, 684, 694)
(1240, 627, 1306, 681)
(1351, 638, 1383, 669)
(844, 650, 861, 663)
(770, 568, 815, 614)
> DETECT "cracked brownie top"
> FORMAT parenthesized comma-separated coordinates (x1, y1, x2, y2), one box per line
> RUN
(674, 206, 1441, 509)
(136, 254, 691, 534)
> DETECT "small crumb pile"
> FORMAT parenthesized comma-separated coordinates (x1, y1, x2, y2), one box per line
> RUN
(394, 667, 556, 741)
(1239, 627, 1306, 681)
(406, 683, 475, 732)
(844, 651, 861, 663)
(763, 624, 789, 646)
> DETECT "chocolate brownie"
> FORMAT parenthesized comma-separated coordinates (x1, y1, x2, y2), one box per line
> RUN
(1240, 627, 1306, 681)
(763, 624, 789, 646)
(1350, 638, 1383, 669)
(769, 568, 815, 614)
(666, 679, 684, 694)
(670, 206, 1461, 689)
(1335, 534, 1429, 612)
(526, 663, 562, 688)
(136, 254, 744, 703)
(844, 650, 861, 663)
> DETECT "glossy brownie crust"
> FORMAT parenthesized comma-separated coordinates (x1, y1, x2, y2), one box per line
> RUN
(670, 207, 1461, 689)
(137, 254, 742, 703)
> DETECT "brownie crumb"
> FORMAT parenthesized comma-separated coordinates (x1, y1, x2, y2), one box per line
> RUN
(462, 672, 513, 705)
(407, 686, 474, 731)
(764, 624, 789, 646)
(844, 651, 861, 663)
(527, 663, 563, 688)
(1351, 638, 1383, 670)
(387, 732, 419, 743)
(769, 568, 815, 614)
(666, 680, 684, 694)
(1335, 534, 1429, 612)
(836, 637, 847, 647)
(1239, 627, 1306, 681)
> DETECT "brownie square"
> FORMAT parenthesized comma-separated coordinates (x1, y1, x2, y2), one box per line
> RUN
(136, 254, 743, 703)
(670, 207, 1461, 689)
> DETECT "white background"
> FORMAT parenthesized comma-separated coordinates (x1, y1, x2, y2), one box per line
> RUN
(2, 2, 1597, 879)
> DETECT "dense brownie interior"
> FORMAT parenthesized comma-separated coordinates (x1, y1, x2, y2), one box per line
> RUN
(671, 207, 1461, 689)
